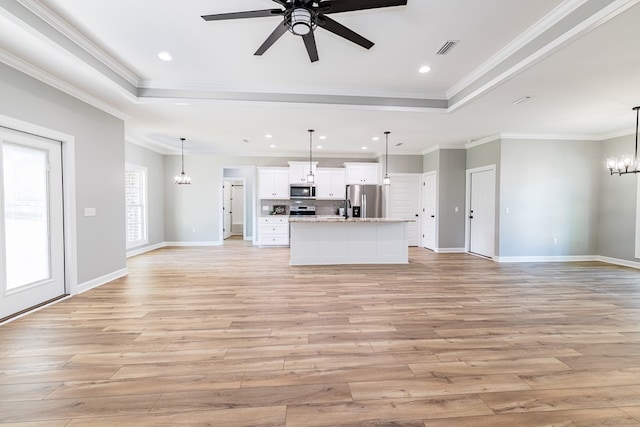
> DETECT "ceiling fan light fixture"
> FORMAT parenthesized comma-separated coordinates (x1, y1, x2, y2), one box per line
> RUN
(288, 8, 314, 36)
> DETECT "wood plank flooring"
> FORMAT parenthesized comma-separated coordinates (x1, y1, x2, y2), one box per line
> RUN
(1, 241, 640, 426)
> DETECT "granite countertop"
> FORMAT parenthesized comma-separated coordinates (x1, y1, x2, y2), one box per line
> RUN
(288, 216, 414, 223)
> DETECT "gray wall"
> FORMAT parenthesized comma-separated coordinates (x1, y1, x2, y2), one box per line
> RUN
(381, 154, 423, 174)
(437, 149, 467, 249)
(125, 142, 165, 250)
(423, 150, 439, 172)
(0, 63, 126, 284)
(599, 134, 638, 261)
(499, 139, 600, 257)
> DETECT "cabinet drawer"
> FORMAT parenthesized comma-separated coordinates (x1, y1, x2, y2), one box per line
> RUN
(260, 224, 288, 234)
(259, 216, 289, 224)
(260, 235, 290, 245)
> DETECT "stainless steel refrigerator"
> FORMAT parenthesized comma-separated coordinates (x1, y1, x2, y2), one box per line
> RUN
(346, 184, 383, 218)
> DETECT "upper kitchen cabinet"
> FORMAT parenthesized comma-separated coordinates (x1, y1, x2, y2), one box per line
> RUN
(258, 167, 290, 199)
(344, 163, 380, 185)
(288, 161, 317, 184)
(316, 168, 346, 200)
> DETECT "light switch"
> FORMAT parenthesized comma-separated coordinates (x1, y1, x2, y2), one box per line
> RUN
(84, 207, 96, 217)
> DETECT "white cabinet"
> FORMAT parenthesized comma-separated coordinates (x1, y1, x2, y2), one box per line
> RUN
(344, 163, 380, 185)
(258, 216, 289, 246)
(316, 168, 346, 200)
(288, 161, 317, 184)
(258, 167, 289, 199)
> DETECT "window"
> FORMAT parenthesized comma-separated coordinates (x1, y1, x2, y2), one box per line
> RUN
(125, 164, 148, 249)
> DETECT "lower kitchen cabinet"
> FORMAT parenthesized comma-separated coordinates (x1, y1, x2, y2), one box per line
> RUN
(258, 216, 289, 246)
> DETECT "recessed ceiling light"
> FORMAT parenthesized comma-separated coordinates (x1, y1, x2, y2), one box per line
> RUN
(265, 134, 273, 138)
(319, 136, 327, 140)
(419, 65, 432, 74)
(372, 137, 380, 141)
(317, 145, 323, 149)
(362, 146, 368, 150)
(158, 51, 172, 61)
(172, 102, 189, 106)
(269, 144, 276, 148)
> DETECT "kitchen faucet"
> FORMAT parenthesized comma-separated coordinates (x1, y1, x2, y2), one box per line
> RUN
(344, 184, 351, 219)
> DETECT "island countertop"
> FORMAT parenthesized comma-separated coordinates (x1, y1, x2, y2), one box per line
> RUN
(288, 216, 414, 223)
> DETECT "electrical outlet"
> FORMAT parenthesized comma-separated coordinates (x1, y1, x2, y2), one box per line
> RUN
(553, 237, 558, 244)
(454, 207, 459, 213)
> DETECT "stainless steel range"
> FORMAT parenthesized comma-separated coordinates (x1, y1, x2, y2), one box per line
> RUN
(289, 204, 316, 216)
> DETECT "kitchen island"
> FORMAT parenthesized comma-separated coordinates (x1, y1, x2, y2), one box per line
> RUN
(288, 216, 412, 266)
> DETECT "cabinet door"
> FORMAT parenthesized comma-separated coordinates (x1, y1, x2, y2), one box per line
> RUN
(258, 168, 289, 199)
(289, 162, 317, 184)
(315, 169, 332, 199)
(345, 164, 380, 185)
(272, 169, 290, 198)
(329, 169, 346, 198)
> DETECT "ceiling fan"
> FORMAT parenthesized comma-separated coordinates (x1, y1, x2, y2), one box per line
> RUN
(201, 0, 408, 63)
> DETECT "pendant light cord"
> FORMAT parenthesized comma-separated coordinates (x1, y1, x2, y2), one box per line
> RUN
(634, 106, 639, 166)
(180, 137, 186, 174)
(308, 129, 314, 171)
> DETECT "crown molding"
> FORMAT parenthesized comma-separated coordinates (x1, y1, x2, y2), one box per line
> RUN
(17, 0, 141, 88)
(0, 48, 129, 120)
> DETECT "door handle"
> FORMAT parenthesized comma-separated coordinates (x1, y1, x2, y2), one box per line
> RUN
(430, 215, 435, 218)
(469, 215, 474, 219)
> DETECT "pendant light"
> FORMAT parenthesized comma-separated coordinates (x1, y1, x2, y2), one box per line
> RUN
(383, 131, 391, 186)
(307, 129, 315, 184)
(174, 137, 191, 185)
(607, 106, 640, 175)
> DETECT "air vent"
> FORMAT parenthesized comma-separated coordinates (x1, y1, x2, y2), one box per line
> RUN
(435, 40, 459, 56)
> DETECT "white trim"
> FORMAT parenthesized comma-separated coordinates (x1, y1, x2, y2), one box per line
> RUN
(0, 114, 78, 297)
(164, 241, 223, 247)
(435, 247, 466, 253)
(77, 268, 128, 294)
(127, 242, 165, 258)
(495, 255, 598, 263)
(597, 256, 640, 270)
(636, 173, 640, 259)
(465, 135, 501, 149)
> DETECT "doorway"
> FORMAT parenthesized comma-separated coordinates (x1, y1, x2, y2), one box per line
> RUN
(221, 167, 255, 244)
(223, 179, 245, 240)
(0, 129, 66, 320)
(466, 166, 496, 258)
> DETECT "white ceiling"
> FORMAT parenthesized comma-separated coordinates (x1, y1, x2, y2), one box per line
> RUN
(2, 0, 640, 157)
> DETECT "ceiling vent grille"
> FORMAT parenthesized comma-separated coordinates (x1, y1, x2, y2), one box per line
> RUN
(435, 40, 459, 56)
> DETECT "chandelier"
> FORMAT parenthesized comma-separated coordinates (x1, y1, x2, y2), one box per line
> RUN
(174, 137, 191, 185)
(607, 106, 639, 175)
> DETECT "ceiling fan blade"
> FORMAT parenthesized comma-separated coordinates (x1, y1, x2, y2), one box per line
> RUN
(317, 15, 374, 49)
(318, 0, 407, 14)
(255, 22, 288, 56)
(302, 32, 319, 63)
(201, 9, 282, 21)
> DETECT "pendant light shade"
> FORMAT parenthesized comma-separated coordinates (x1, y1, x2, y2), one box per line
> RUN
(307, 129, 315, 184)
(175, 137, 191, 185)
(383, 131, 391, 186)
(607, 106, 640, 175)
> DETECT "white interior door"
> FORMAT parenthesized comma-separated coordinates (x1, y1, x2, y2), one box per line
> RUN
(0, 130, 65, 320)
(387, 174, 421, 246)
(223, 181, 231, 240)
(421, 172, 437, 250)
(468, 168, 496, 258)
(231, 184, 244, 235)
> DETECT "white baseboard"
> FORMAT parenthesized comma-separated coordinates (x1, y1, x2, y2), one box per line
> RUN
(77, 268, 128, 295)
(164, 241, 223, 247)
(435, 247, 466, 253)
(127, 242, 166, 258)
(495, 255, 598, 263)
(597, 256, 640, 269)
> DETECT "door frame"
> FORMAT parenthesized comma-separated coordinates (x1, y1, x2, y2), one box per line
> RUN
(220, 167, 255, 244)
(0, 114, 78, 297)
(421, 170, 437, 250)
(385, 173, 422, 246)
(465, 164, 496, 258)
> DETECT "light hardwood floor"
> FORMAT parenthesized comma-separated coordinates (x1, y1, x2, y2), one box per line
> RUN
(2, 241, 640, 426)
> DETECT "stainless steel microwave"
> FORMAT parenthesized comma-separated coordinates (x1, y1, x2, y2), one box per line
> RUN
(290, 184, 316, 200)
